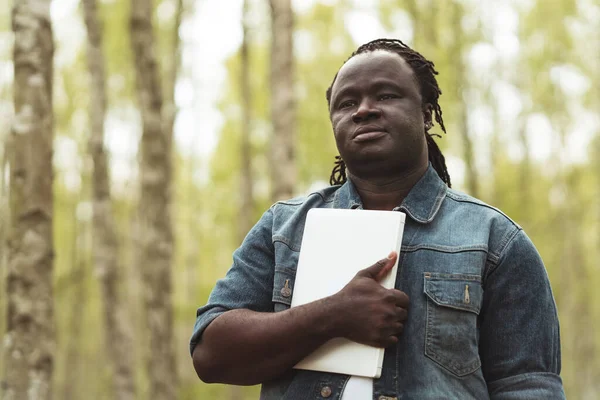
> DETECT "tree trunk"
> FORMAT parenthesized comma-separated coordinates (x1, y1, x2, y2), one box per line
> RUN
(405, 0, 421, 46)
(0, 117, 9, 384)
(226, 6, 256, 398)
(269, 0, 296, 201)
(450, 2, 478, 197)
(82, 0, 137, 399)
(239, 0, 254, 241)
(130, 0, 177, 398)
(63, 213, 85, 400)
(162, 0, 183, 142)
(3, 1, 55, 399)
(517, 118, 531, 218)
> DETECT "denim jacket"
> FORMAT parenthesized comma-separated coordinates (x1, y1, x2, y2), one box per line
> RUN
(190, 165, 565, 399)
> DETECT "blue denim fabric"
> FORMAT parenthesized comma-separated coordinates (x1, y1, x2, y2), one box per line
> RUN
(190, 165, 565, 399)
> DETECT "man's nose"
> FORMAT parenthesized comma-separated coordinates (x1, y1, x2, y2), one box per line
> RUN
(351, 98, 381, 123)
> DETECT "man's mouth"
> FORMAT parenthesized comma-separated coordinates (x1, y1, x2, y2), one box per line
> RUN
(353, 126, 387, 142)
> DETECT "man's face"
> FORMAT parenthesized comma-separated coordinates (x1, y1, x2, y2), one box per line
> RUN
(329, 50, 430, 178)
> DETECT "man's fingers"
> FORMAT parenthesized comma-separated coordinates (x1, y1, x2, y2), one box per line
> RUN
(381, 335, 399, 348)
(391, 289, 410, 308)
(395, 307, 408, 322)
(390, 321, 404, 335)
(357, 251, 397, 280)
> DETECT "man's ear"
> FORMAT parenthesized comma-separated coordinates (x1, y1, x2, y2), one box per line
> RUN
(422, 103, 433, 127)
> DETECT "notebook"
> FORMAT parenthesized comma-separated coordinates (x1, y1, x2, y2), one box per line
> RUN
(291, 208, 406, 378)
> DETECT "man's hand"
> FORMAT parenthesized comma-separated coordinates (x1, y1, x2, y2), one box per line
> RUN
(330, 251, 409, 348)
(194, 251, 408, 385)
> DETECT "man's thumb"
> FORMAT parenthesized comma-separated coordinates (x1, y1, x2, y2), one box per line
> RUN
(357, 251, 397, 281)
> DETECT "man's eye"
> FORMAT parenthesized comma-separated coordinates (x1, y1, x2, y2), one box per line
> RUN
(379, 94, 398, 100)
(339, 100, 356, 109)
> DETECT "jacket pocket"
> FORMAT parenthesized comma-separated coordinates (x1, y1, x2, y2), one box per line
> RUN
(272, 265, 296, 312)
(423, 272, 483, 377)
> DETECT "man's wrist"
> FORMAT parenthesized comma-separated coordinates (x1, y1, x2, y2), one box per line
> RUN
(310, 294, 346, 340)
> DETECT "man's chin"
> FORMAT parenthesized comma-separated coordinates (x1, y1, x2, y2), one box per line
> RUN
(345, 153, 425, 177)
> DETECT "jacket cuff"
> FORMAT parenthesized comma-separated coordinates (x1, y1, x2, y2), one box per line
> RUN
(488, 372, 565, 400)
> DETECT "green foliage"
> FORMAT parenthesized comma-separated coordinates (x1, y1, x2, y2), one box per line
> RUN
(1, 0, 598, 399)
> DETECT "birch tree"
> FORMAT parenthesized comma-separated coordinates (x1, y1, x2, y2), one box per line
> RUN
(2, 1, 55, 399)
(162, 0, 183, 144)
(269, 0, 296, 201)
(240, 0, 254, 240)
(448, 1, 478, 197)
(82, 0, 137, 399)
(130, 0, 177, 398)
(62, 213, 85, 400)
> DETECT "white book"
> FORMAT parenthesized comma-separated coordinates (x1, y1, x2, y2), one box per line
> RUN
(291, 208, 406, 379)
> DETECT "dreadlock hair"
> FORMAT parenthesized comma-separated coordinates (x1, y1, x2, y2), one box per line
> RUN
(326, 38, 451, 188)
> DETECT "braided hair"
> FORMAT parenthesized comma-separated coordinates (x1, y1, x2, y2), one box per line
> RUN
(326, 38, 451, 187)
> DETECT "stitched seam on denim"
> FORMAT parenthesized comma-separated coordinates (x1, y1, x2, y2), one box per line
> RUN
(427, 184, 447, 222)
(424, 286, 433, 370)
(402, 244, 488, 253)
(486, 250, 500, 265)
(272, 287, 292, 305)
(401, 185, 447, 224)
(424, 279, 481, 314)
(445, 191, 521, 229)
(486, 228, 522, 278)
(424, 308, 482, 377)
(400, 221, 423, 252)
(274, 265, 296, 275)
(273, 190, 334, 209)
(425, 272, 482, 281)
(482, 259, 497, 284)
(487, 371, 564, 389)
(424, 274, 482, 376)
(425, 299, 480, 314)
(496, 225, 521, 259)
(424, 297, 481, 375)
(272, 297, 291, 305)
(272, 236, 300, 252)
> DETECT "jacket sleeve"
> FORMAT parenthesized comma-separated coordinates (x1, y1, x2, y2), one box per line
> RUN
(480, 229, 565, 399)
(189, 208, 275, 355)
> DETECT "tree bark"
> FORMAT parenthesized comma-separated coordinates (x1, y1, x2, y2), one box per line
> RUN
(162, 0, 183, 143)
(0, 114, 9, 385)
(239, 0, 254, 241)
(450, 2, 479, 197)
(405, 0, 421, 46)
(517, 118, 531, 217)
(3, 1, 55, 399)
(269, 0, 296, 201)
(82, 0, 137, 399)
(62, 213, 85, 400)
(226, 5, 256, 397)
(130, 0, 177, 398)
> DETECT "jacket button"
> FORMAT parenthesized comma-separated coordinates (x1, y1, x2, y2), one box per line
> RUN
(280, 279, 292, 298)
(320, 386, 332, 398)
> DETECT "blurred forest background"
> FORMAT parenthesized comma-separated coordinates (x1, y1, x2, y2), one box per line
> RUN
(0, 0, 599, 399)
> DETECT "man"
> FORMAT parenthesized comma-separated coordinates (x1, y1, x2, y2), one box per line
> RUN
(191, 38, 565, 399)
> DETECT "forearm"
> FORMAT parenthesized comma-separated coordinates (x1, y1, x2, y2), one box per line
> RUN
(192, 297, 340, 385)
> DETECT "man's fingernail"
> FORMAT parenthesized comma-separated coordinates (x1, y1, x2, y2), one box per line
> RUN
(387, 251, 395, 259)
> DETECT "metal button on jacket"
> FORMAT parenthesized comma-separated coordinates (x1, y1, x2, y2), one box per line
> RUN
(320, 386, 332, 398)
(280, 279, 292, 298)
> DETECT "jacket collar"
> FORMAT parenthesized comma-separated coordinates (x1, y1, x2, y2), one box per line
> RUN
(332, 164, 447, 224)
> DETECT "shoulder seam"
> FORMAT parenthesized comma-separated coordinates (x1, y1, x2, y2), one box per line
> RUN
(484, 227, 523, 281)
(445, 191, 520, 229)
(274, 190, 332, 207)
